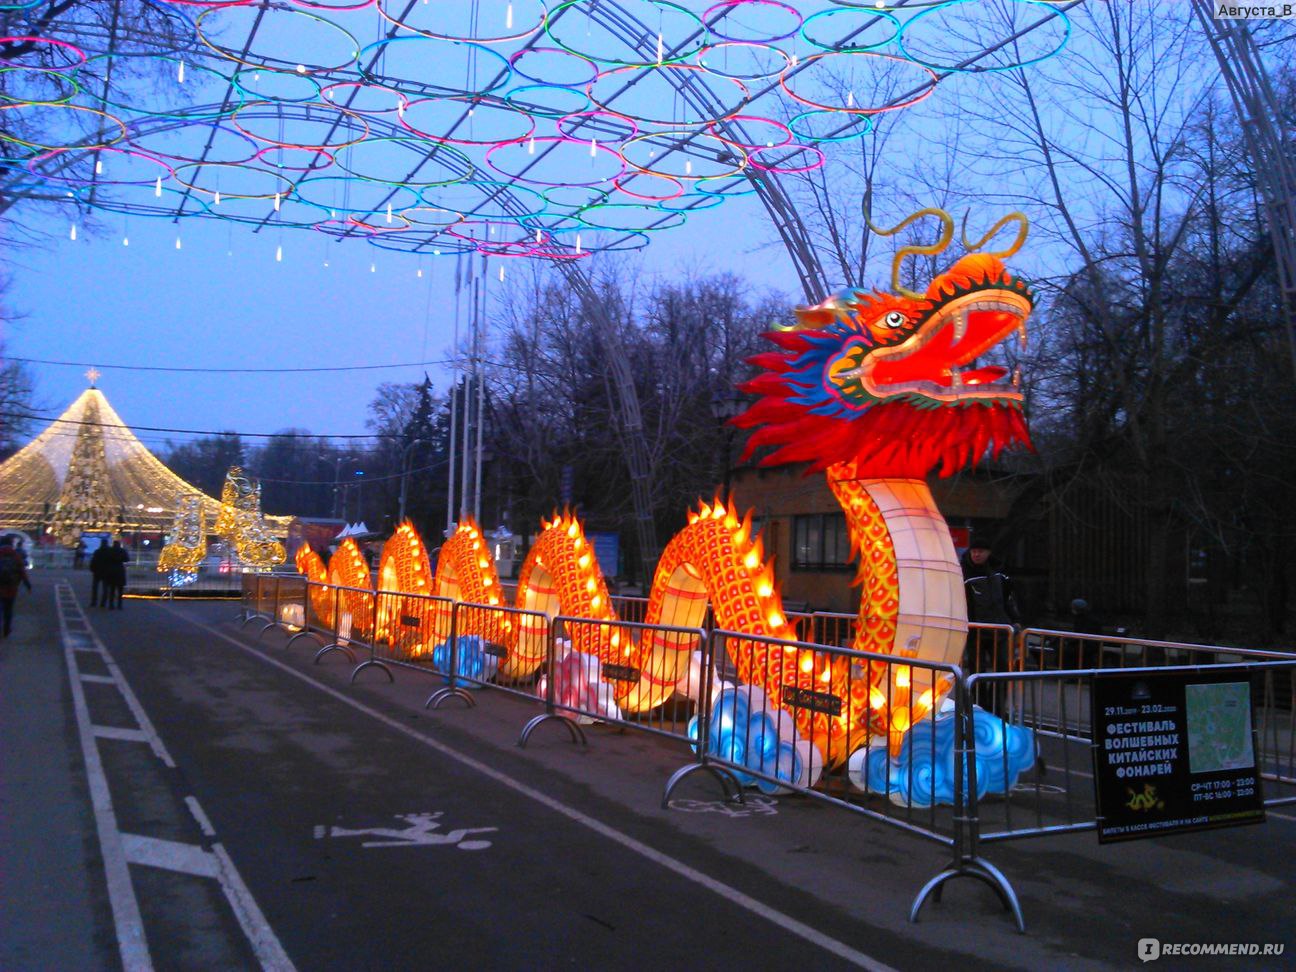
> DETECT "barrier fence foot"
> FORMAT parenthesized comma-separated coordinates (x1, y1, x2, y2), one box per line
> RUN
(314, 644, 357, 666)
(351, 660, 394, 684)
(518, 713, 586, 748)
(909, 856, 1025, 933)
(285, 631, 327, 650)
(662, 762, 746, 809)
(426, 686, 475, 709)
(239, 614, 262, 629)
(255, 621, 284, 642)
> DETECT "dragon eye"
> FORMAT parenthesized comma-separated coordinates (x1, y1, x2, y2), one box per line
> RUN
(883, 311, 906, 329)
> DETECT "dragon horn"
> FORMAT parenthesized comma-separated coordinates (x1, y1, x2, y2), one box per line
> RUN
(862, 197, 954, 300)
(960, 210, 1029, 258)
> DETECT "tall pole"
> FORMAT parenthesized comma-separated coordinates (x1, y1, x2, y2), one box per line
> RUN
(473, 255, 486, 524)
(460, 271, 476, 521)
(446, 254, 461, 535)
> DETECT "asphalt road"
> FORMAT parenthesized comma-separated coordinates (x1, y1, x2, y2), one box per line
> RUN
(2, 569, 1294, 971)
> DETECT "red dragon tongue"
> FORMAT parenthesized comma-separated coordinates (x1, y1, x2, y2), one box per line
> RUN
(960, 366, 1008, 386)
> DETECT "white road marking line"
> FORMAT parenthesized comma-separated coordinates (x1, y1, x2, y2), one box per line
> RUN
(63, 586, 298, 972)
(80, 673, 117, 684)
(174, 608, 896, 972)
(186, 796, 217, 837)
(56, 585, 153, 972)
(93, 726, 151, 744)
(122, 834, 219, 879)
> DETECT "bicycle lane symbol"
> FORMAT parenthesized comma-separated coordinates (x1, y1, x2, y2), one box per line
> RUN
(313, 812, 497, 850)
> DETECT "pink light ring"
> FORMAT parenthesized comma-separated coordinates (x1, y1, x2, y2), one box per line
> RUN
(472, 239, 542, 257)
(230, 101, 371, 151)
(125, 121, 262, 167)
(695, 41, 790, 81)
(702, 0, 802, 44)
(706, 113, 791, 150)
(321, 81, 409, 116)
(251, 145, 336, 173)
(746, 142, 824, 174)
(196, 7, 364, 76)
(347, 211, 412, 233)
(619, 129, 749, 182)
(290, 0, 375, 11)
(401, 206, 466, 229)
(171, 159, 297, 200)
(557, 109, 639, 144)
(0, 104, 128, 152)
(399, 97, 536, 147)
(375, 0, 547, 46)
(448, 218, 551, 247)
(510, 47, 600, 89)
(484, 134, 625, 188)
(368, 231, 478, 255)
(613, 171, 685, 203)
(778, 51, 938, 116)
(150, 0, 251, 7)
(586, 64, 751, 129)
(0, 36, 88, 72)
(27, 144, 176, 187)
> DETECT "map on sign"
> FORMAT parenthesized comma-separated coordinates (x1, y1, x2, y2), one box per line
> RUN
(1186, 681, 1255, 774)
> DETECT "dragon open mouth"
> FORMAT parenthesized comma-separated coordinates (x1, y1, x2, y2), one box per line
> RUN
(861, 291, 1030, 402)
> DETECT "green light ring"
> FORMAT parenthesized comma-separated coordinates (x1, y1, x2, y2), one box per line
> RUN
(195, 5, 363, 75)
(587, 64, 750, 128)
(357, 38, 511, 99)
(544, 0, 707, 68)
(321, 80, 408, 116)
(657, 190, 724, 212)
(787, 108, 872, 144)
(541, 184, 610, 211)
(620, 129, 748, 181)
(171, 159, 297, 200)
(706, 114, 792, 150)
(612, 171, 684, 203)
(399, 206, 466, 229)
(897, 0, 1071, 73)
(73, 182, 212, 217)
(375, 0, 548, 45)
(694, 41, 790, 82)
(545, 229, 651, 254)
(366, 232, 478, 255)
(291, 176, 423, 214)
(418, 179, 549, 220)
(333, 137, 474, 188)
(125, 120, 263, 166)
(504, 83, 591, 119)
(574, 201, 687, 232)
(232, 66, 322, 104)
(0, 66, 80, 107)
(251, 144, 336, 173)
(779, 50, 937, 115)
(693, 174, 757, 197)
(486, 135, 626, 189)
(77, 54, 244, 122)
(230, 101, 370, 151)
(0, 103, 127, 151)
(399, 96, 536, 146)
(799, 8, 900, 53)
(28, 144, 176, 187)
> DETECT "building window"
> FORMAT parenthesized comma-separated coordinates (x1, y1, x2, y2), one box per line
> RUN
(792, 513, 851, 571)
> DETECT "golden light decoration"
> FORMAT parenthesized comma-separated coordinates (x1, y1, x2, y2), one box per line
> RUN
(216, 466, 286, 570)
(328, 536, 374, 636)
(295, 543, 334, 628)
(157, 496, 206, 578)
(375, 521, 446, 654)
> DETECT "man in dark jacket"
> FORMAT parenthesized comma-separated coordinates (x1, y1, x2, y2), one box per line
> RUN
(105, 540, 130, 610)
(961, 532, 1021, 712)
(89, 539, 109, 608)
(0, 534, 33, 637)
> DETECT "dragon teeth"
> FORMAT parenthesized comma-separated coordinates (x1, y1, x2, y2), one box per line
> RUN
(950, 369, 963, 388)
(1012, 366, 1021, 388)
(1017, 322, 1027, 349)
(954, 312, 967, 342)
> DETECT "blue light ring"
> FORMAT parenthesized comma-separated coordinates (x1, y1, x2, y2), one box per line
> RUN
(897, 0, 1071, 73)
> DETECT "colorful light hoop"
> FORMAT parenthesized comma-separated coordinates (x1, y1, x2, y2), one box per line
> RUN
(232, 67, 323, 104)
(347, 211, 412, 233)
(541, 184, 611, 211)
(706, 113, 792, 150)
(400, 206, 467, 228)
(170, 159, 297, 200)
(0, 103, 128, 151)
(556, 109, 639, 143)
(126, 120, 263, 166)
(420, 178, 549, 220)
(251, 144, 336, 173)
(485, 135, 626, 188)
(587, 64, 750, 129)
(702, 0, 803, 45)
(320, 81, 409, 115)
(779, 51, 939, 115)
(366, 231, 477, 254)
(293, 176, 423, 213)
(0, 67, 79, 105)
(399, 96, 536, 146)
(544, 0, 708, 68)
(27, 144, 176, 187)
(510, 47, 600, 88)
(0, 36, 88, 71)
(503, 83, 592, 119)
(289, 0, 376, 12)
(695, 41, 791, 81)
(195, 6, 363, 75)
(747, 143, 825, 174)
(74, 182, 211, 217)
(375, 0, 547, 46)
(613, 171, 685, 203)
(787, 108, 873, 144)
(78, 55, 244, 122)
(576, 201, 687, 233)
(333, 137, 473, 188)
(620, 129, 749, 182)
(897, 0, 1072, 73)
(693, 174, 758, 197)
(230, 101, 371, 151)
(0, 0, 51, 10)
(658, 190, 725, 212)
(356, 38, 512, 99)
(799, 8, 901, 53)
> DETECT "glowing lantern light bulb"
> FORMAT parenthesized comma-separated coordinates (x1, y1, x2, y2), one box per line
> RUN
(895, 666, 911, 688)
(685, 159, 692, 175)
(657, 32, 664, 64)
(744, 551, 759, 570)
(175, 236, 182, 250)
(275, 244, 282, 262)
(296, 64, 307, 74)
(178, 61, 185, 83)
(122, 236, 129, 247)
(768, 610, 784, 627)
(498, 264, 504, 282)
(575, 234, 582, 254)
(274, 192, 281, 211)
(505, 2, 513, 28)
(95, 159, 103, 175)
(370, 262, 376, 273)
(798, 655, 814, 674)
(869, 686, 887, 709)
(154, 177, 163, 197)
(589, 138, 597, 157)
(417, 268, 423, 278)
(69, 223, 77, 240)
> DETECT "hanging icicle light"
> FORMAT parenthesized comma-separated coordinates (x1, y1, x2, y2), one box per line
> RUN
(70, 223, 77, 241)
(506, 2, 513, 28)
(685, 159, 692, 175)
(154, 176, 162, 198)
(386, 203, 393, 224)
(417, 268, 423, 278)
(498, 264, 504, 282)
(178, 61, 186, 83)
(275, 244, 283, 262)
(274, 192, 281, 211)
(527, 137, 536, 155)
(95, 159, 103, 175)
(657, 32, 664, 64)
(370, 262, 376, 273)
(175, 236, 182, 250)
(535, 228, 542, 243)
(122, 236, 129, 247)
(575, 233, 582, 254)
(589, 138, 597, 157)
(214, 190, 221, 206)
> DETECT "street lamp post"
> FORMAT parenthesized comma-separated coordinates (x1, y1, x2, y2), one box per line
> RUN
(398, 437, 429, 524)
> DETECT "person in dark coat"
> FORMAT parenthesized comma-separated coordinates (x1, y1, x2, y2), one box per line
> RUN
(0, 534, 33, 637)
(105, 540, 130, 610)
(89, 539, 110, 608)
(74, 539, 87, 570)
(960, 532, 1021, 713)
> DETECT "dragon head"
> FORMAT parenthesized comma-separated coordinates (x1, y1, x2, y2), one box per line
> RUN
(736, 251, 1033, 478)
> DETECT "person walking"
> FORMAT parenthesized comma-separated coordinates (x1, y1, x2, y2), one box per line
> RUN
(0, 535, 33, 637)
(89, 539, 109, 608)
(105, 540, 130, 610)
(960, 531, 1021, 713)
